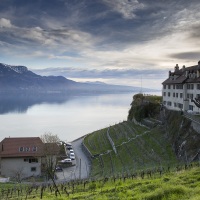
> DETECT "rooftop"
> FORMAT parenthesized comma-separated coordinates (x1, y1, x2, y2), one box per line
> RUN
(162, 61, 200, 85)
(0, 137, 44, 158)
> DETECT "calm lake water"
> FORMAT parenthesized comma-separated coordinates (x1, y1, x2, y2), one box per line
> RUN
(0, 92, 161, 142)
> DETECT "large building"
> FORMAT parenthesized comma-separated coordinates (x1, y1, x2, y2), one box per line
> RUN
(162, 61, 200, 113)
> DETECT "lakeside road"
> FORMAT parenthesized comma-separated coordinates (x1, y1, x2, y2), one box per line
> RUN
(56, 137, 91, 181)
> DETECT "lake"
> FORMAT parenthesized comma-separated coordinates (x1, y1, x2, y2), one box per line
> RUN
(0, 92, 161, 142)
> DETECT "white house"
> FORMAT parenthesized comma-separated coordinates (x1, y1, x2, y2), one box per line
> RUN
(162, 60, 200, 113)
(0, 137, 44, 179)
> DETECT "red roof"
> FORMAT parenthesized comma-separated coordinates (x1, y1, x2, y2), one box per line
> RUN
(0, 137, 44, 158)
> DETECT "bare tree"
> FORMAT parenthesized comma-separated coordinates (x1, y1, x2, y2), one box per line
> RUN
(40, 133, 60, 179)
(40, 133, 60, 144)
(40, 132, 61, 196)
(12, 167, 25, 183)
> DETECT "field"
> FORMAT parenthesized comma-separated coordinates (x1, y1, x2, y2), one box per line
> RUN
(0, 115, 199, 199)
(0, 165, 200, 199)
(84, 121, 178, 179)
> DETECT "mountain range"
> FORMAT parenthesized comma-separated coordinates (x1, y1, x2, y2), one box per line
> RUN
(0, 63, 156, 95)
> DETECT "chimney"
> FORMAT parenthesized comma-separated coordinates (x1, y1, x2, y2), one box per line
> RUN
(197, 60, 200, 70)
(169, 71, 171, 78)
(197, 70, 200, 78)
(182, 65, 185, 72)
(185, 70, 188, 77)
(174, 64, 179, 72)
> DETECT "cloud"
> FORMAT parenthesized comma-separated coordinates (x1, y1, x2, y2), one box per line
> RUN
(33, 67, 167, 80)
(169, 52, 200, 61)
(0, 18, 96, 57)
(102, 0, 145, 19)
(0, 18, 12, 28)
(0, 0, 200, 90)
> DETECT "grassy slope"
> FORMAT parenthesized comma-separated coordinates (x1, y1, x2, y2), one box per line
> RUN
(1, 166, 199, 199)
(84, 121, 178, 179)
(63, 166, 200, 200)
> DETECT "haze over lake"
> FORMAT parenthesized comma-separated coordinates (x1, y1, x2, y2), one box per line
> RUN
(0, 92, 161, 142)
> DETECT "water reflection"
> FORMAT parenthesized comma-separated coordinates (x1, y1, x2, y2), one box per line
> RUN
(0, 92, 161, 141)
(0, 93, 134, 115)
(0, 93, 72, 114)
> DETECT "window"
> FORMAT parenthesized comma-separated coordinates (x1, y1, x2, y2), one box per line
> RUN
(167, 101, 172, 106)
(187, 84, 194, 90)
(176, 93, 178, 98)
(197, 84, 200, 90)
(180, 93, 183, 98)
(173, 93, 175, 97)
(189, 105, 193, 111)
(24, 158, 38, 163)
(176, 84, 183, 89)
(32, 146, 37, 152)
(163, 92, 166, 96)
(29, 158, 38, 163)
(19, 147, 24, 152)
(178, 103, 183, 109)
(173, 85, 175, 89)
(174, 102, 177, 107)
(168, 92, 170, 97)
(31, 167, 36, 172)
(168, 85, 171, 89)
(187, 94, 190, 99)
(25, 147, 30, 152)
(163, 85, 166, 89)
(163, 101, 166, 105)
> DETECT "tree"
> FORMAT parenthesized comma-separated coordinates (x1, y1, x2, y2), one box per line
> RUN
(12, 167, 25, 183)
(40, 133, 60, 179)
(40, 132, 61, 196)
(128, 93, 161, 121)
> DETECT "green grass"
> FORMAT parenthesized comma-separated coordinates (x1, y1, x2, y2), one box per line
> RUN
(1, 166, 199, 199)
(84, 128, 112, 155)
(84, 121, 178, 179)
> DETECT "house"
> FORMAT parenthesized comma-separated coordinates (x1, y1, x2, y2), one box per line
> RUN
(162, 60, 200, 112)
(0, 137, 44, 179)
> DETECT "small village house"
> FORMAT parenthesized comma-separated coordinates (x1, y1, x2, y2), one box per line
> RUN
(0, 137, 58, 180)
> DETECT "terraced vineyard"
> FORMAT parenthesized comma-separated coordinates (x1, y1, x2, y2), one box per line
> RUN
(1, 165, 200, 199)
(84, 121, 178, 179)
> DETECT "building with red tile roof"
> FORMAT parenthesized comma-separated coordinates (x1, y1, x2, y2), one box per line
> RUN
(0, 137, 58, 180)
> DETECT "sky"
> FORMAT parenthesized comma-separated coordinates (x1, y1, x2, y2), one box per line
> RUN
(0, 0, 200, 89)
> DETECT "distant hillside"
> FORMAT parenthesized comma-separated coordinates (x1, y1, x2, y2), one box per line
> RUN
(0, 63, 74, 94)
(0, 63, 157, 95)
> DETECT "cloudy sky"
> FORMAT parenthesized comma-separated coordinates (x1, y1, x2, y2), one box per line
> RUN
(0, 0, 200, 89)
